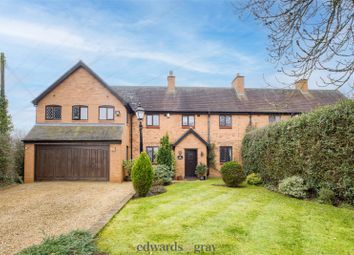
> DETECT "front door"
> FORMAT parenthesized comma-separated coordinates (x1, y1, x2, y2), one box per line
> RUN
(185, 149, 197, 178)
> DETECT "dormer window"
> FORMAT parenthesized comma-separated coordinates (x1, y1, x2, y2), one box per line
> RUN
(72, 105, 88, 120)
(99, 106, 114, 120)
(45, 105, 61, 120)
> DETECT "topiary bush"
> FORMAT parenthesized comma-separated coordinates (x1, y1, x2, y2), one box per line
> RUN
(318, 188, 336, 204)
(220, 161, 245, 187)
(131, 152, 154, 197)
(278, 176, 307, 199)
(246, 173, 262, 185)
(153, 164, 172, 186)
(242, 100, 354, 204)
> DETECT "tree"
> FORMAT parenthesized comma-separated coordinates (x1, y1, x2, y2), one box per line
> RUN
(0, 96, 13, 182)
(0, 96, 12, 135)
(236, 0, 353, 91)
(156, 134, 173, 171)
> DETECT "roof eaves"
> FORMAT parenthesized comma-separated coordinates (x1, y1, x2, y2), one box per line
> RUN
(173, 128, 209, 147)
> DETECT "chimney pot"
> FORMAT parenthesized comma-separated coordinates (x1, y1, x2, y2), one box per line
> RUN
(232, 73, 245, 95)
(167, 71, 175, 92)
(295, 79, 308, 93)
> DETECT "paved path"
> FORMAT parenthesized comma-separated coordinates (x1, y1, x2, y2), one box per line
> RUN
(0, 181, 134, 255)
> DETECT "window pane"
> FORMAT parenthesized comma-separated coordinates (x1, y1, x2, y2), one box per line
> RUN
(226, 116, 231, 126)
(189, 116, 195, 126)
(153, 115, 159, 126)
(46, 107, 53, 119)
(220, 115, 225, 126)
(72, 106, 80, 120)
(182, 116, 188, 126)
(269, 115, 275, 123)
(227, 147, 232, 161)
(54, 107, 61, 119)
(147, 115, 152, 126)
(99, 108, 107, 119)
(80, 107, 88, 120)
(107, 108, 114, 119)
(146, 147, 153, 161)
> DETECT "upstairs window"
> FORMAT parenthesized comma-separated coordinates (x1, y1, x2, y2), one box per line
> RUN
(182, 115, 195, 128)
(146, 146, 159, 163)
(72, 105, 88, 120)
(45, 105, 61, 120)
(269, 115, 281, 123)
(146, 114, 159, 127)
(219, 115, 232, 128)
(99, 106, 114, 120)
(220, 146, 232, 163)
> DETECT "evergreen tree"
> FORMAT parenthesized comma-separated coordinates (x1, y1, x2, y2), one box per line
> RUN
(156, 134, 173, 169)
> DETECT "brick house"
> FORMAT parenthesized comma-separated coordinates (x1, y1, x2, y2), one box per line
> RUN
(23, 61, 345, 183)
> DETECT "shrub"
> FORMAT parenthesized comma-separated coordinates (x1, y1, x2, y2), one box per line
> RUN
(131, 152, 154, 197)
(242, 100, 354, 204)
(12, 137, 24, 183)
(153, 164, 172, 185)
(123, 159, 134, 177)
(195, 163, 208, 177)
(278, 176, 307, 199)
(207, 143, 216, 169)
(220, 161, 245, 187)
(246, 173, 262, 185)
(318, 188, 335, 204)
(17, 230, 98, 255)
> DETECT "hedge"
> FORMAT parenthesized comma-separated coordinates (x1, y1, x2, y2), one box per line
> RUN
(241, 100, 354, 204)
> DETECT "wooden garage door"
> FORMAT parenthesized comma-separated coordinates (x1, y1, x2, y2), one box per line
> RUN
(35, 144, 109, 181)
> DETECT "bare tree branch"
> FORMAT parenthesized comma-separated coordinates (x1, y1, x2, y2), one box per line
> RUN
(234, 0, 354, 90)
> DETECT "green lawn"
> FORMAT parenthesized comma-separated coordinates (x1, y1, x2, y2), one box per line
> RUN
(97, 179, 354, 255)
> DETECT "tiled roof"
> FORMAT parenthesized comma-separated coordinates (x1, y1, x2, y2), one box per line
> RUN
(23, 124, 123, 142)
(111, 86, 345, 113)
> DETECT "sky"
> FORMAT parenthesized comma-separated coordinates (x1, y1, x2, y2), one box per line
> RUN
(0, 0, 352, 132)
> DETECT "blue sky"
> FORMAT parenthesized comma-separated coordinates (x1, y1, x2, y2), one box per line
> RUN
(0, 0, 351, 131)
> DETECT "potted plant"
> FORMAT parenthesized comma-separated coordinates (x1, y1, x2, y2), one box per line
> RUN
(195, 163, 208, 180)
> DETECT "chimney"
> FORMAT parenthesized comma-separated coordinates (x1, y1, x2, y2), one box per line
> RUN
(295, 79, 308, 93)
(167, 71, 175, 92)
(232, 73, 245, 95)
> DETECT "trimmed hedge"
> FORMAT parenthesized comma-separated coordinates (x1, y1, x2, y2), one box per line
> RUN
(241, 100, 354, 204)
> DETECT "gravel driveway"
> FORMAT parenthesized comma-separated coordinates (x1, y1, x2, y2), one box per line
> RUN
(0, 182, 134, 255)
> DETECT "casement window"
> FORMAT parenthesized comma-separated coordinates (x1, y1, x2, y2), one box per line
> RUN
(219, 115, 232, 128)
(146, 146, 159, 163)
(146, 114, 159, 127)
(182, 115, 195, 128)
(45, 105, 62, 120)
(99, 106, 114, 120)
(269, 115, 281, 123)
(220, 146, 233, 163)
(72, 105, 88, 120)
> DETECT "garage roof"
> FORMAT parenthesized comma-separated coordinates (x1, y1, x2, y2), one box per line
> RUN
(23, 124, 123, 143)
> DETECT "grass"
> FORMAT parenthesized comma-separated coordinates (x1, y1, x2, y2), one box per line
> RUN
(97, 179, 354, 255)
(17, 230, 99, 255)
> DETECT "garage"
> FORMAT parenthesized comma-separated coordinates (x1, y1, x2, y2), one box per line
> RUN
(23, 124, 124, 183)
(36, 144, 109, 181)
